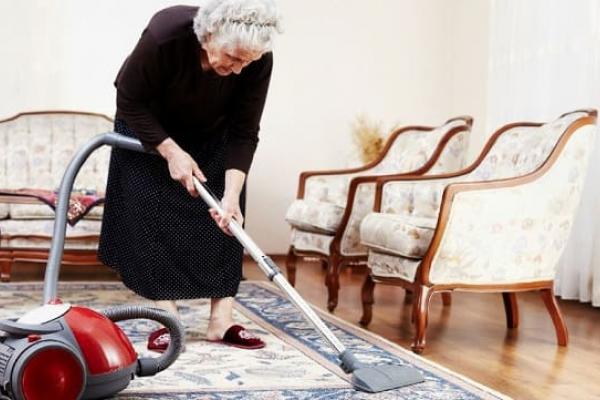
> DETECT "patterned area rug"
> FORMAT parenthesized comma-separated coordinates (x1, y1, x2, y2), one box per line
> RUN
(0, 281, 510, 399)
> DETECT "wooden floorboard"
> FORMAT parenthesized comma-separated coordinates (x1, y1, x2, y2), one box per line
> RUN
(7, 258, 600, 399)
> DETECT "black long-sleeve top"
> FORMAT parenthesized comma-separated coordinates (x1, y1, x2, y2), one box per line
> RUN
(114, 5, 273, 173)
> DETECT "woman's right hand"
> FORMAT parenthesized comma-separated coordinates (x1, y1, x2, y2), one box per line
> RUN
(157, 138, 207, 197)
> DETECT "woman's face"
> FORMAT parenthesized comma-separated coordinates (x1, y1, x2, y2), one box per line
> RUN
(202, 36, 264, 76)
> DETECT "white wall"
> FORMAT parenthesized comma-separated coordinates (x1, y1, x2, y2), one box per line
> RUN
(445, 0, 491, 162)
(0, 1, 490, 253)
(0, 0, 184, 115)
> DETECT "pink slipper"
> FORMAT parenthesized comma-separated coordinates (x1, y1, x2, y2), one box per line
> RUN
(209, 325, 265, 350)
(147, 327, 170, 353)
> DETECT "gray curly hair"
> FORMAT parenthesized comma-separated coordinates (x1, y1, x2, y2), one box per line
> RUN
(193, 0, 282, 52)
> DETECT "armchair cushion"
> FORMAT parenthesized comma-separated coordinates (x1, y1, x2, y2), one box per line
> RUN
(290, 228, 334, 255)
(367, 250, 421, 280)
(360, 213, 437, 258)
(285, 199, 345, 234)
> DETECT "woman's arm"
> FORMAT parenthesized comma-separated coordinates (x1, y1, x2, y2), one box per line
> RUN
(209, 169, 246, 235)
(157, 138, 207, 197)
(209, 52, 274, 235)
(116, 30, 170, 150)
(224, 52, 274, 174)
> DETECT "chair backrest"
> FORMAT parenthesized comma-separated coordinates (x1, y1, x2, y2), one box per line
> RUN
(426, 118, 471, 174)
(467, 111, 588, 181)
(378, 110, 595, 223)
(372, 117, 471, 175)
(302, 116, 472, 207)
(0, 111, 113, 219)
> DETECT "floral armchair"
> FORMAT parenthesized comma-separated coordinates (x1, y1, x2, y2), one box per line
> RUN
(285, 116, 473, 311)
(0, 111, 113, 281)
(358, 109, 597, 353)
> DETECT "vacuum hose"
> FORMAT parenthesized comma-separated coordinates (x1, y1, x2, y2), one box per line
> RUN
(102, 306, 185, 377)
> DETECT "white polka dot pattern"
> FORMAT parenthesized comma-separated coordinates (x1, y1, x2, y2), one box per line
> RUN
(98, 120, 244, 300)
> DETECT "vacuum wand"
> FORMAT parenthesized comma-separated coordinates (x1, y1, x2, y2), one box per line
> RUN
(192, 177, 425, 393)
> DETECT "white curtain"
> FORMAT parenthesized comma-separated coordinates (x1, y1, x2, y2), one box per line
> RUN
(486, 0, 600, 306)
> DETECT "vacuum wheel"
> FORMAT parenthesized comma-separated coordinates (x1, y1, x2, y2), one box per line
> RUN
(16, 346, 85, 400)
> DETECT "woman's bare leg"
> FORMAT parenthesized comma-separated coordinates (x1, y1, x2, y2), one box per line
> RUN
(155, 300, 181, 319)
(206, 297, 235, 340)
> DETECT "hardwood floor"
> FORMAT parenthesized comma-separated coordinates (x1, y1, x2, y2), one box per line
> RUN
(8, 258, 600, 399)
(246, 258, 600, 400)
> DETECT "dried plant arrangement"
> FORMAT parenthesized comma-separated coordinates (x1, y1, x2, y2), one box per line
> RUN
(351, 114, 385, 164)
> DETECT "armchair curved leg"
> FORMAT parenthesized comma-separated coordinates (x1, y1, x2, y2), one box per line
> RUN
(540, 288, 569, 346)
(410, 290, 418, 324)
(359, 274, 375, 326)
(285, 247, 298, 287)
(326, 252, 341, 312)
(0, 255, 12, 282)
(442, 292, 452, 306)
(411, 285, 433, 354)
(502, 292, 519, 329)
(321, 259, 328, 270)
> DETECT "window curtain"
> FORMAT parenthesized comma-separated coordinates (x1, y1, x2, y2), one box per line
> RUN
(486, 0, 600, 306)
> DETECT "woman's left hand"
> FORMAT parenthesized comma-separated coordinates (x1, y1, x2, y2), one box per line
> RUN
(209, 195, 244, 236)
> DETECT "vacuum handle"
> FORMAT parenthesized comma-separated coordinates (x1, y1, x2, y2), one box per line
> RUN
(0, 320, 63, 336)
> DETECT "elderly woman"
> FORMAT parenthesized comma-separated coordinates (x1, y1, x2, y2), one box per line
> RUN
(98, 0, 281, 351)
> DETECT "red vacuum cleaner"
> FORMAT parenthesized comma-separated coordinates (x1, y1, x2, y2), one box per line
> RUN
(0, 134, 185, 400)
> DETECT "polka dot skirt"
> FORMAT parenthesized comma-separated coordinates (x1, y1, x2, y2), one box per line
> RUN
(98, 120, 245, 300)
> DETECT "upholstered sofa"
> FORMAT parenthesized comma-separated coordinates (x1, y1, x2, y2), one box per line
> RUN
(0, 111, 113, 281)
